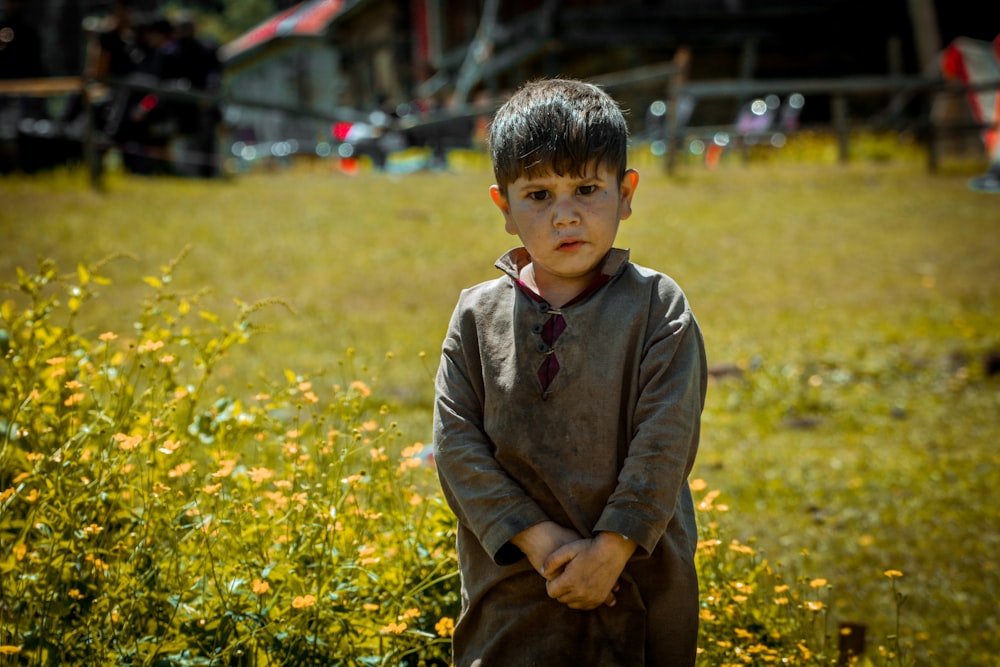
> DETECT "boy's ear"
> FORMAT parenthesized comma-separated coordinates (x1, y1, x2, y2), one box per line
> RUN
(490, 185, 519, 236)
(619, 169, 639, 220)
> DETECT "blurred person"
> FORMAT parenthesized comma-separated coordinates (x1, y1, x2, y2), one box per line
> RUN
(159, 13, 221, 177)
(0, 0, 44, 172)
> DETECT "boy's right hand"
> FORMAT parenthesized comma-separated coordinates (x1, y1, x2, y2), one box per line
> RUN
(510, 521, 582, 577)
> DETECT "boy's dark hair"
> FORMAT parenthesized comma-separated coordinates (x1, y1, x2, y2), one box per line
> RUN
(489, 78, 629, 193)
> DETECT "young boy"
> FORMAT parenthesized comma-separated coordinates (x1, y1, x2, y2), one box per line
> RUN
(432, 78, 707, 666)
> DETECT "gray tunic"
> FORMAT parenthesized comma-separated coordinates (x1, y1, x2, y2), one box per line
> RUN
(433, 248, 707, 667)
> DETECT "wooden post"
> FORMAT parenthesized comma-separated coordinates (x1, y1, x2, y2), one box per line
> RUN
(837, 622, 867, 665)
(665, 47, 690, 175)
(831, 93, 849, 163)
(81, 85, 104, 192)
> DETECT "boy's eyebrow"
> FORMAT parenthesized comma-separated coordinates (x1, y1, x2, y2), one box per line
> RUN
(515, 170, 605, 188)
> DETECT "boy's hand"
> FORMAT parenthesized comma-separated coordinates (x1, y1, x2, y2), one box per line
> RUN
(542, 532, 637, 610)
(510, 521, 582, 576)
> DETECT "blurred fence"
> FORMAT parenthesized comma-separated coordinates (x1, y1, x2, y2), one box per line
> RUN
(1, 69, 997, 188)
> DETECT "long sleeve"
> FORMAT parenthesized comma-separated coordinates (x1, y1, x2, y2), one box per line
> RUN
(433, 287, 551, 564)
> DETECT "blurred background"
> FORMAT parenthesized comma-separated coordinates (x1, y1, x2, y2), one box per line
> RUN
(1, 0, 997, 180)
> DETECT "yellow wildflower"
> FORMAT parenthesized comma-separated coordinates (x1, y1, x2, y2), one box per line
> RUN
(884, 570, 904, 578)
(211, 459, 237, 478)
(68, 589, 85, 600)
(363, 603, 380, 612)
(99, 331, 118, 342)
(0, 646, 21, 655)
(251, 579, 270, 594)
(13, 543, 27, 561)
(809, 578, 828, 588)
(114, 433, 142, 451)
(248, 467, 274, 483)
(380, 621, 407, 634)
(435, 616, 456, 637)
(399, 608, 420, 621)
(292, 595, 316, 609)
(138, 340, 165, 353)
(351, 380, 372, 397)
(168, 462, 194, 478)
(401, 442, 424, 458)
(804, 601, 824, 612)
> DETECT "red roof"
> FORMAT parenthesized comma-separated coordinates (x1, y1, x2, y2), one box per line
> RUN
(220, 0, 347, 64)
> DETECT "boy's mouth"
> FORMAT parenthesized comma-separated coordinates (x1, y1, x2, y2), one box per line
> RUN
(557, 238, 584, 251)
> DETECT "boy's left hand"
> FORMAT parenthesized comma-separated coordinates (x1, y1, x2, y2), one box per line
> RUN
(542, 532, 637, 610)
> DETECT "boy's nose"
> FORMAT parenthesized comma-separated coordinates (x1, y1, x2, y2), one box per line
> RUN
(552, 197, 580, 227)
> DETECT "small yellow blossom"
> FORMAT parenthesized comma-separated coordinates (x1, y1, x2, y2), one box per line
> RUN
(689, 478, 707, 492)
(13, 543, 27, 561)
(69, 589, 85, 600)
(211, 459, 238, 478)
(804, 601, 824, 612)
(158, 354, 175, 364)
(408, 493, 423, 506)
(351, 380, 372, 397)
(248, 467, 274, 483)
(399, 608, 420, 621)
(251, 579, 270, 594)
(884, 570, 904, 579)
(114, 432, 142, 451)
(401, 442, 424, 458)
(361, 420, 379, 432)
(435, 616, 455, 637)
(380, 621, 407, 634)
(774, 584, 790, 593)
(363, 603, 380, 611)
(158, 439, 181, 454)
(0, 646, 22, 655)
(809, 578, 828, 588)
(292, 595, 316, 609)
(138, 339, 165, 353)
(202, 483, 222, 495)
(46, 356, 67, 366)
(99, 331, 118, 342)
(168, 462, 194, 478)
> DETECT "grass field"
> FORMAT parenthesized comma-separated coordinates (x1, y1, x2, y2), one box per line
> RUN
(2, 137, 998, 664)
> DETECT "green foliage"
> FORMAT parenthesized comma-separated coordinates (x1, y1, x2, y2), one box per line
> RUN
(1, 149, 997, 665)
(0, 256, 459, 666)
(0, 257, 911, 666)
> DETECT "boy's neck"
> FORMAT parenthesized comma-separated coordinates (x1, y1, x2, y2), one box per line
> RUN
(518, 262, 593, 309)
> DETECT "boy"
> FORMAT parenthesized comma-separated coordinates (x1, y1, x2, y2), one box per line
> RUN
(432, 79, 707, 666)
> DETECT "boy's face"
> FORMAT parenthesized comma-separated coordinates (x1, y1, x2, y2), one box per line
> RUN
(490, 161, 638, 298)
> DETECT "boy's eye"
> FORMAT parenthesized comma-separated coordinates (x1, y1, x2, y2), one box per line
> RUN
(578, 185, 597, 195)
(528, 190, 549, 201)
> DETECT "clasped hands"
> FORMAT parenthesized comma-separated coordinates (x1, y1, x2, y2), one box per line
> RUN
(511, 521, 637, 611)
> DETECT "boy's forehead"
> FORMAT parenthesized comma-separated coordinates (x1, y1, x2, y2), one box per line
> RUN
(512, 160, 613, 184)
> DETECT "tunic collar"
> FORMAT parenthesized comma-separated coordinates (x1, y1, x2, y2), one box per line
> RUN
(494, 247, 631, 283)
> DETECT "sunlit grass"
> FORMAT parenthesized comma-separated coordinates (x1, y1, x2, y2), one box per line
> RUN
(2, 133, 998, 664)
